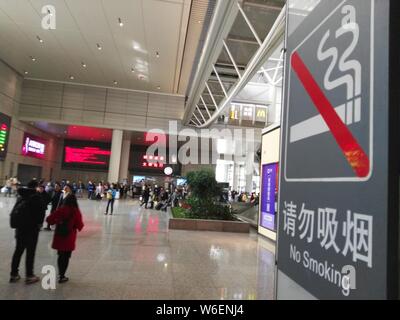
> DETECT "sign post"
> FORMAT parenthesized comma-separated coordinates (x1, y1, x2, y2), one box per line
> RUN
(276, 0, 399, 299)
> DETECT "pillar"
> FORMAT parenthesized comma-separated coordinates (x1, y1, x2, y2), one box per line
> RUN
(245, 142, 254, 193)
(232, 163, 238, 191)
(108, 129, 123, 183)
(119, 132, 131, 182)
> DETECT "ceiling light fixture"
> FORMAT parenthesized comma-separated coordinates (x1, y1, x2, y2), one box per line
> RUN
(36, 36, 43, 43)
(82, 62, 87, 68)
(156, 51, 160, 58)
(118, 18, 123, 27)
(24, 71, 29, 75)
(97, 43, 102, 50)
(157, 86, 161, 90)
(113, 80, 118, 85)
(69, 75, 75, 80)
(131, 68, 135, 73)
(30, 56, 36, 62)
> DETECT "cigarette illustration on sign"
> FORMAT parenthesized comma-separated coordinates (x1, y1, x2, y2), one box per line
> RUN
(284, 0, 374, 182)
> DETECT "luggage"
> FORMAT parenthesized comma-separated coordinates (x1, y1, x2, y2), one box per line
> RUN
(161, 201, 168, 212)
(155, 202, 163, 210)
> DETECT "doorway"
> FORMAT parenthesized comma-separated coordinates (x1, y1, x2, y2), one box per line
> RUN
(17, 164, 42, 185)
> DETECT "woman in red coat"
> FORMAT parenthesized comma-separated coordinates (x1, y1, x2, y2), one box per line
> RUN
(46, 193, 84, 283)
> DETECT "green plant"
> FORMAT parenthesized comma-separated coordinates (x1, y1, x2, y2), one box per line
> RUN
(185, 169, 234, 221)
(171, 206, 187, 219)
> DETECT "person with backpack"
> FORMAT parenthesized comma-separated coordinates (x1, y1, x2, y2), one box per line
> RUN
(104, 183, 116, 215)
(46, 194, 84, 283)
(9, 180, 45, 284)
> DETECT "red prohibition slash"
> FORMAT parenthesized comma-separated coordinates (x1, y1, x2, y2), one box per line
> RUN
(291, 51, 370, 178)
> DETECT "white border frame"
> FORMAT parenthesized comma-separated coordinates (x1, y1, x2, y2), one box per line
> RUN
(284, 0, 374, 183)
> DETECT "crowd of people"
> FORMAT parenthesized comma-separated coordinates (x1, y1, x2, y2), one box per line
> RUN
(230, 190, 260, 205)
(139, 186, 186, 210)
(4, 175, 258, 285)
(5, 177, 189, 285)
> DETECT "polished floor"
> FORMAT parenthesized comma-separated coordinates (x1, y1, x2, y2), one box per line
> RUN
(0, 195, 275, 300)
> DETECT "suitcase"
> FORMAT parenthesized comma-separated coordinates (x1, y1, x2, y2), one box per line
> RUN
(155, 202, 163, 210)
(161, 202, 168, 212)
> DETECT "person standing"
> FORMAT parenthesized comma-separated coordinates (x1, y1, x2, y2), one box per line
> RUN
(44, 183, 63, 231)
(87, 181, 94, 199)
(104, 184, 116, 215)
(46, 194, 84, 283)
(9, 180, 45, 284)
(5, 178, 12, 197)
(37, 184, 51, 213)
(95, 182, 103, 200)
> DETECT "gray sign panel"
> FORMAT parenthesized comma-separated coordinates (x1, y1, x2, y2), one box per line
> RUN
(277, 0, 392, 299)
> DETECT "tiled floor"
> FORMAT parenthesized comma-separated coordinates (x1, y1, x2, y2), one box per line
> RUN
(0, 196, 275, 300)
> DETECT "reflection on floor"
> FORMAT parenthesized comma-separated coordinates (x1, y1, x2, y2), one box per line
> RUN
(0, 196, 275, 300)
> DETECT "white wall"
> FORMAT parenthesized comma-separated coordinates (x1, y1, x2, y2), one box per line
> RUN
(0, 61, 62, 184)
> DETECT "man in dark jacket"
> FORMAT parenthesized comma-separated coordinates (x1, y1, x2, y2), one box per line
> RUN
(10, 180, 45, 284)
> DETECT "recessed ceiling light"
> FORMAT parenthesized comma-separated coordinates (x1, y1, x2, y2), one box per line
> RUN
(82, 62, 87, 68)
(131, 68, 135, 73)
(156, 51, 160, 58)
(157, 86, 161, 90)
(69, 75, 75, 80)
(118, 18, 123, 27)
(113, 80, 118, 85)
(97, 43, 102, 50)
(36, 36, 43, 43)
(30, 56, 36, 62)
(24, 71, 29, 75)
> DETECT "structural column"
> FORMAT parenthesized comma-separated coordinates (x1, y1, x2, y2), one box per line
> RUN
(118, 131, 131, 182)
(108, 129, 123, 183)
(245, 142, 254, 193)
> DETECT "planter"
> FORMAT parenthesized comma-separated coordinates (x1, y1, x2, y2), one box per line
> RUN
(168, 217, 250, 233)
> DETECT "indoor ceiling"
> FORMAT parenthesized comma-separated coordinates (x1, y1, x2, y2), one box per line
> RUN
(0, 0, 205, 95)
(193, 0, 285, 123)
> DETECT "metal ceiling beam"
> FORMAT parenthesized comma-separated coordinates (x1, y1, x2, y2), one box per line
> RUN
(227, 35, 259, 45)
(183, 0, 239, 124)
(237, 2, 262, 46)
(241, 0, 283, 11)
(192, 5, 286, 128)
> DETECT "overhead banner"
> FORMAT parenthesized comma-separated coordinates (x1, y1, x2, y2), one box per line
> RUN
(277, 0, 397, 299)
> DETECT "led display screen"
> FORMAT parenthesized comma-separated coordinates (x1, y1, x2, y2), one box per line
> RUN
(0, 112, 11, 161)
(62, 140, 111, 170)
(22, 133, 46, 159)
(129, 146, 181, 176)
